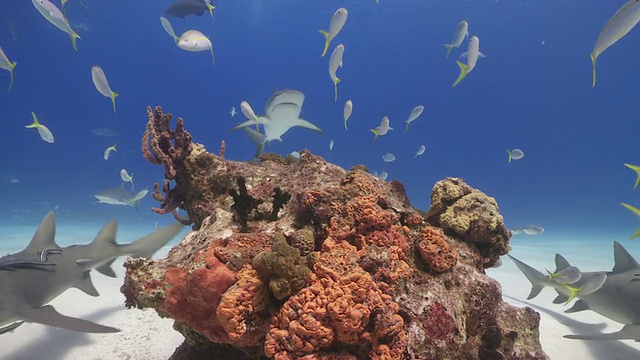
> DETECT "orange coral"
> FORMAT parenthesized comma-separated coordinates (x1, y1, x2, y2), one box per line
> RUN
(417, 225, 458, 272)
(264, 271, 406, 360)
(216, 266, 273, 347)
(159, 240, 237, 343)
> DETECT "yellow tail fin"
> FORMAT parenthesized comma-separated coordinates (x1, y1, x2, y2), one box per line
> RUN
(320, 30, 330, 57)
(624, 163, 640, 189)
(110, 92, 119, 112)
(452, 61, 468, 87)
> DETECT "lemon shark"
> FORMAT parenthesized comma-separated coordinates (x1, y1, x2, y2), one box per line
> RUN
(232, 90, 323, 151)
(510, 241, 640, 340)
(0, 212, 183, 334)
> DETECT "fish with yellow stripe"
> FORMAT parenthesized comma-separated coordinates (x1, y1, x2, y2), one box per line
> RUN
(319, 8, 348, 57)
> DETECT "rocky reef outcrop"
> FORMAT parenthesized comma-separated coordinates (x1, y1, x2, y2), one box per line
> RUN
(122, 107, 548, 360)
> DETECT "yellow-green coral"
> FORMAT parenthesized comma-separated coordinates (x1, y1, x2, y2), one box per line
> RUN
(252, 233, 311, 300)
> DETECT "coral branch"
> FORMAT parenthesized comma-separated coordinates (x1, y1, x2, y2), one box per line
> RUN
(142, 105, 193, 180)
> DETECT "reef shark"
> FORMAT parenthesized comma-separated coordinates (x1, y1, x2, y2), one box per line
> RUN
(233, 89, 323, 148)
(0, 212, 183, 334)
(509, 241, 640, 340)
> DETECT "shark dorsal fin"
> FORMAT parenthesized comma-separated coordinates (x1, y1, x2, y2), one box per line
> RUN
(24, 212, 60, 254)
(91, 220, 118, 247)
(554, 253, 571, 272)
(612, 241, 640, 274)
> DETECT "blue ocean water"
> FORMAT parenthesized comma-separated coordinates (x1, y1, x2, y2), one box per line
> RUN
(1, 0, 639, 239)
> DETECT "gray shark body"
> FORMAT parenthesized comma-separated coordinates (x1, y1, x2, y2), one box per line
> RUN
(509, 241, 640, 340)
(0, 212, 183, 334)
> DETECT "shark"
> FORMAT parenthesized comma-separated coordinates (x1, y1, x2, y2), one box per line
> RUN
(0, 212, 183, 334)
(94, 186, 148, 207)
(509, 241, 640, 340)
(232, 89, 323, 152)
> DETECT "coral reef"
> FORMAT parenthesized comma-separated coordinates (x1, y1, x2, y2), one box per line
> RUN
(142, 106, 193, 225)
(425, 178, 511, 268)
(123, 116, 548, 359)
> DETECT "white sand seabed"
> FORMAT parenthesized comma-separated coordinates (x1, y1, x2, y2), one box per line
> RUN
(2, 225, 640, 359)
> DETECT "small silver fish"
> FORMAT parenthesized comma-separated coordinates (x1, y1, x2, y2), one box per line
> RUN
(507, 148, 524, 162)
(414, 144, 426, 158)
(343, 100, 353, 130)
(382, 153, 395, 162)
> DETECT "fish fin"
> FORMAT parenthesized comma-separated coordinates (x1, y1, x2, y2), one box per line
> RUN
(110, 91, 118, 112)
(0, 321, 24, 334)
(444, 44, 453, 58)
(96, 259, 117, 278)
(562, 284, 582, 304)
(319, 30, 330, 56)
(621, 204, 640, 239)
(20, 305, 120, 333)
(69, 29, 81, 52)
(477, 51, 486, 58)
(75, 273, 101, 296)
(24, 211, 60, 253)
(564, 299, 589, 313)
(370, 129, 379, 142)
(624, 163, 640, 189)
(507, 149, 512, 163)
(92, 220, 118, 247)
(7, 61, 16, 91)
(293, 118, 323, 134)
(565, 325, 640, 340)
(333, 77, 340, 102)
(507, 255, 548, 300)
(210, 48, 215, 65)
(452, 61, 468, 87)
(232, 118, 268, 131)
(612, 241, 640, 273)
(554, 253, 572, 272)
(552, 293, 569, 304)
(458, 51, 468, 59)
(590, 52, 597, 88)
(122, 222, 183, 259)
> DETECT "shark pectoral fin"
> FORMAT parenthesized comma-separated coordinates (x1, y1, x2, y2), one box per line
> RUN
(552, 293, 569, 304)
(75, 274, 100, 296)
(565, 325, 640, 340)
(20, 305, 120, 333)
(232, 119, 263, 131)
(0, 321, 24, 334)
(96, 259, 117, 278)
(294, 118, 323, 134)
(565, 299, 590, 313)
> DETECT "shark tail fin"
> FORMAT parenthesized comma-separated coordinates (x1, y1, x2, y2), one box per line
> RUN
(121, 222, 184, 259)
(507, 255, 548, 300)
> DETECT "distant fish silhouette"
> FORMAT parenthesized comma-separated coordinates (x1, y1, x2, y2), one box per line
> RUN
(164, 0, 209, 19)
(91, 127, 118, 137)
